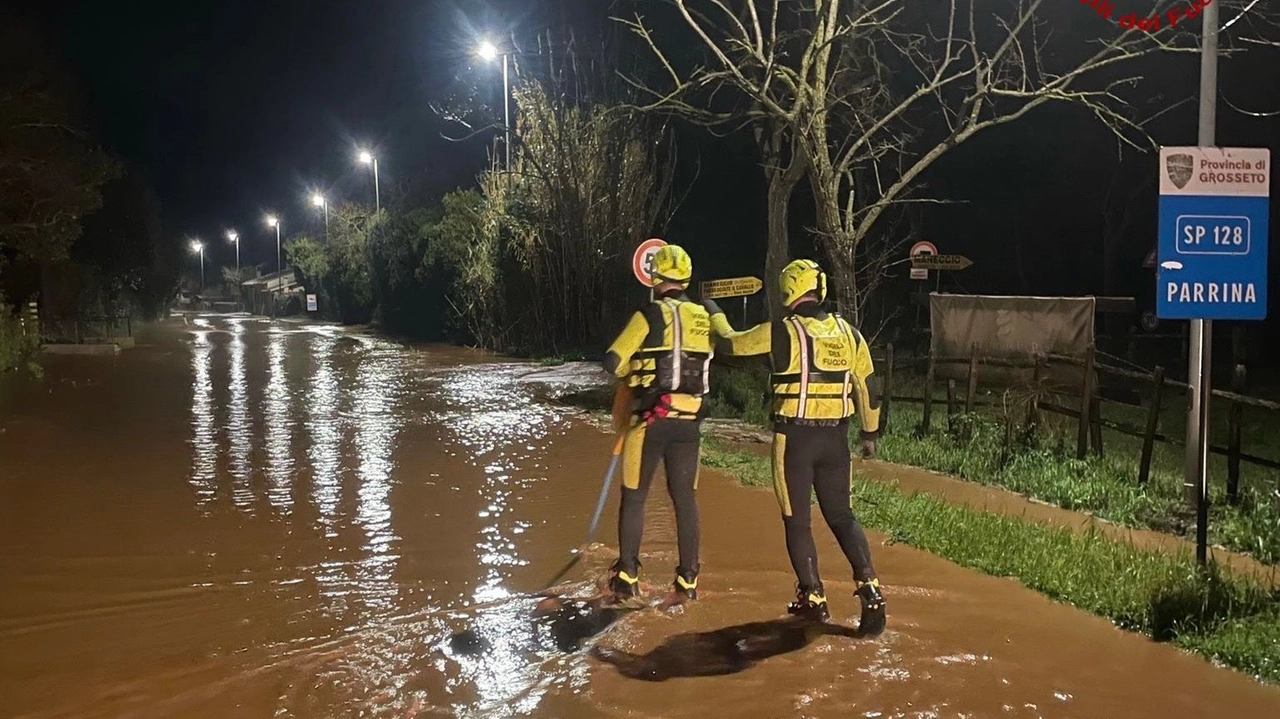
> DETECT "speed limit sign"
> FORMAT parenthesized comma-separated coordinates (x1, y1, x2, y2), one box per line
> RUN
(632, 238, 667, 286)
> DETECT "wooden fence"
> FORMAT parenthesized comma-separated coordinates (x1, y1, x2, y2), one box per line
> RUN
(874, 343, 1280, 504)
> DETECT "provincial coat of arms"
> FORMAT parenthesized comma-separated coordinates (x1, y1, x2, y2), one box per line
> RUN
(1166, 153, 1193, 189)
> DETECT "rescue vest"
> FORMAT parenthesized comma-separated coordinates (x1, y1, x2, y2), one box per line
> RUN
(627, 298, 714, 397)
(771, 313, 861, 421)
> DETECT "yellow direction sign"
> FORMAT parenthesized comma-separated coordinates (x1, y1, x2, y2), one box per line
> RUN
(910, 254, 972, 271)
(700, 276, 763, 300)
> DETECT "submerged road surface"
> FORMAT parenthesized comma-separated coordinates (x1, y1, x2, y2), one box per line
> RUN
(1, 315, 1278, 718)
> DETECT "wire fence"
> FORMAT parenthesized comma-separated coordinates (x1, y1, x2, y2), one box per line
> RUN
(873, 343, 1280, 502)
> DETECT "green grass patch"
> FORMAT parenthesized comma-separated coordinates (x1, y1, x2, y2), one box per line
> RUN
(878, 400, 1280, 564)
(702, 364, 1280, 564)
(699, 439, 1280, 683)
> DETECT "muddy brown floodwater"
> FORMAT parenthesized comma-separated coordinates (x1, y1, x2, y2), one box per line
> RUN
(1, 315, 1278, 718)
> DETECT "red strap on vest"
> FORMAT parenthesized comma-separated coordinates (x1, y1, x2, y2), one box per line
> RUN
(640, 393, 674, 424)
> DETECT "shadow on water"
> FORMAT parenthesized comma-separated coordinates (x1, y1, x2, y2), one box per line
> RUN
(448, 595, 641, 657)
(591, 617, 862, 682)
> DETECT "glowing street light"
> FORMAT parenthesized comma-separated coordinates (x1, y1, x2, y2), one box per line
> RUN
(226, 230, 240, 276)
(357, 149, 380, 212)
(190, 239, 205, 290)
(310, 192, 330, 238)
(265, 214, 282, 284)
(475, 38, 511, 169)
(227, 230, 241, 310)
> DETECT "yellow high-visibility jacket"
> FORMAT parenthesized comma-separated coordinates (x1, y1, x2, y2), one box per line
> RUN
(710, 304, 879, 431)
(603, 292, 714, 418)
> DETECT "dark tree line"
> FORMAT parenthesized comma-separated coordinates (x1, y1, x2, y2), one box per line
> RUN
(1, 13, 178, 370)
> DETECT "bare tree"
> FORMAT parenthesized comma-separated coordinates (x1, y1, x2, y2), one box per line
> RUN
(622, 0, 1274, 323)
(618, 6, 810, 317)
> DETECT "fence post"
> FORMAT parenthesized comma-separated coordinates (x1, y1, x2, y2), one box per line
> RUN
(1028, 354, 1044, 428)
(1077, 343, 1095, 460)
(1138, 366, 1165, 485)
(965, 343, 979, 414)
(946, 380, 957, 421)
(919, 349, 935, 437)
(1227, 364, 1245, 504)
(1090, 387, 1104, 457)
(882, 343, 894, 434)
(1232, 325, 1245, 368)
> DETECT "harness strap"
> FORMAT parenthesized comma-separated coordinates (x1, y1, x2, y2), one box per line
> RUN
(788, 316, 811, 419)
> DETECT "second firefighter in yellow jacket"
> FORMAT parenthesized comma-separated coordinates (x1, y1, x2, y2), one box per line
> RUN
(602, 245, 715, 604)
(706, 258, 886, 633)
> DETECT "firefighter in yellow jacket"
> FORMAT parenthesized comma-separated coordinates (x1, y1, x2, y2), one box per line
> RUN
(602, 245, 714, 604)
(706, 259, 885, 632)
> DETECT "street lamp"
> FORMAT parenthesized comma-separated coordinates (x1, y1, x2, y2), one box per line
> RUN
(357, 150, 380, 212)
(476, 38, 511, 169)
(265, 214, 281, 288)
(226, 230, 240, 276)
(310, 192, 329, 239)
(227, 230, 241, 310)
(190, 239, 205, 291)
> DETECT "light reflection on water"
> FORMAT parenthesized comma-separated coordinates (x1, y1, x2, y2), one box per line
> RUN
(265, 329, 295, 515)
(353, 343, 401, 613)
(180, 319, 592, 716)
(188, 331, 217, 508)
(227, 318, 253, 510)
(430, 366, 582, 716)
(307, 332, 341, 537)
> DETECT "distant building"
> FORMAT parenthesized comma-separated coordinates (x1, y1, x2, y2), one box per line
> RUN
(240, 268, 303, 316)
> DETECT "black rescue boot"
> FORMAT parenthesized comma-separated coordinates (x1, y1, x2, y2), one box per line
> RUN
(671, 565, 699, 602)
(786, 584, 830, 622)
(856, 578, 886, 636)
(608, 560, 641, 602)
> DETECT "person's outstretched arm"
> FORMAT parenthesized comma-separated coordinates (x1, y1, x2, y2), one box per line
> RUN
(703, 299, 772, 357)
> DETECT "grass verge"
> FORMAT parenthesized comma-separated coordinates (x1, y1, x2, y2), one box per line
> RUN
(699, 439, 1280, 683)
(702, 364, 1280, 564)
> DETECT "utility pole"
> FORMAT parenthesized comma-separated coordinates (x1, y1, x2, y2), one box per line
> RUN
(503, 52, 511, 170)
(1185, 0, 1219, 565)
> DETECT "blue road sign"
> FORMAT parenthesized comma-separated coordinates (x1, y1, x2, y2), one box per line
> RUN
(1157, 146, 1270, 321)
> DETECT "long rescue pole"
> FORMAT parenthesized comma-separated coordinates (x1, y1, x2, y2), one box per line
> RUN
(539, 384, 632, 591)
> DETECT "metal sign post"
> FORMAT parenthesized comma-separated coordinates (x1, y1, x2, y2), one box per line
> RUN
(1157, 2, 1272, 566)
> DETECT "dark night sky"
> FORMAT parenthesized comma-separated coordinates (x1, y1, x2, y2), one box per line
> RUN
(31, 0, 613, 270)
(20, 0, 1280, 341)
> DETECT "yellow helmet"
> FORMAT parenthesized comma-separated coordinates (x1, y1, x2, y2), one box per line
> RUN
(650, 244, 693, 287)
(779, 259, 827, 307)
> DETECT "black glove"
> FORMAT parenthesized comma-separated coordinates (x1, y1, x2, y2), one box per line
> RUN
(702, 299, 724, 316)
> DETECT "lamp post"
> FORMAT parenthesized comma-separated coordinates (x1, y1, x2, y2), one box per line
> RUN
(227, 231, 241, 310)
(357, 150, 380, 212)
(190, 239, 205, 291)
(476, 40, 511, 169)
(227, 230, 240, 276)
(265, 215, 281, 289)
(310, 193, 329, 239)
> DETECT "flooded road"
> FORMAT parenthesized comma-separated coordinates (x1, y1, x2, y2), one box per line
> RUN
(1, 315, 1278, 718)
